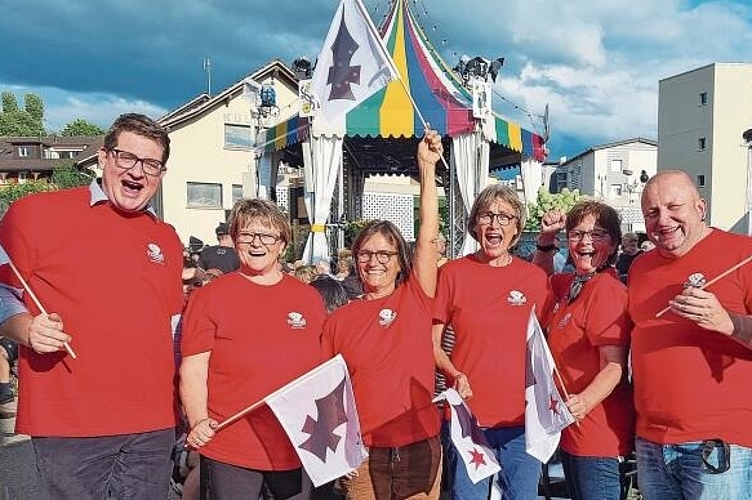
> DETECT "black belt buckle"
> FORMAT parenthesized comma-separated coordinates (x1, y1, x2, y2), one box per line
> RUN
(701, 439, 731, 474)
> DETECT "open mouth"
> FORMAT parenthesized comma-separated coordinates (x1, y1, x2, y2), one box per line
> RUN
(121, 180, 143, 195)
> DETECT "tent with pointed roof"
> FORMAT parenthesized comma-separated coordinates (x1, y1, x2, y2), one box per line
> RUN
(256, 0, 547, 262)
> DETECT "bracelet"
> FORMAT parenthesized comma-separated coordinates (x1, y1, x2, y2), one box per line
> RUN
(536, 243, 557, 252)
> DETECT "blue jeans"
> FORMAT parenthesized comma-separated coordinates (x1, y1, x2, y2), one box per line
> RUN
(560, 450, 622, 500)
(636, 436, 752, 500)
(445, 425, 541, 500)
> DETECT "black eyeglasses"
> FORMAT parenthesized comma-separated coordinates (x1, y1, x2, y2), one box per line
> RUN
(356, 250, 398, 264)
(477, 212, 516, 226)
(567, 229, 610, 242)
(109, 148, 165, 176)
(236, 231, 281, 246)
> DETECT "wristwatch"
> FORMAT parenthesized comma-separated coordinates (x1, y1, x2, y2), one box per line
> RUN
(536, 243, 557, 252)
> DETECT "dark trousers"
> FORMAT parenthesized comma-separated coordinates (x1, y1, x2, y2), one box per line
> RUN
(32, 428, 175, 500)
(200, 455, 312, 500)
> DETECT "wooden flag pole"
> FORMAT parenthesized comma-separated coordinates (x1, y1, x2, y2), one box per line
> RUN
(655, 254, 752, 317)
(7, 260, 77, 359)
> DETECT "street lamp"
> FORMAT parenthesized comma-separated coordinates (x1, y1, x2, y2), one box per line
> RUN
(743, 129, 752, 235)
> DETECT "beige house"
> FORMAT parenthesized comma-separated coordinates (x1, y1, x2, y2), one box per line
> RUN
(155, 60, 300, 246)
(555, 138, 658, 231)
(658, 63, 752, 233)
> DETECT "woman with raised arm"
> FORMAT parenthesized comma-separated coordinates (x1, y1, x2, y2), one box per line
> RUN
(321, 130, 443, 500)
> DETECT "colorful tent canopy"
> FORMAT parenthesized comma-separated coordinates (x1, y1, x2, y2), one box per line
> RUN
(258, 0, 544, 160)
(256, 115, 309, 154)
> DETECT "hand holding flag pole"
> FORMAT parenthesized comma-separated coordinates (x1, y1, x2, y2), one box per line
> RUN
(0, 246, 76, 359)
(655, 254, 752, 317)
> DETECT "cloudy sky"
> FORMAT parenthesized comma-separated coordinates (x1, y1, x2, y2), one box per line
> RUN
(2, 0, 750, 159)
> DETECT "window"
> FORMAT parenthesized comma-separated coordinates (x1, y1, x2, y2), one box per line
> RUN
(232, 184, 244, 204)
(18, 146, 29, 157)
(698, 137, 706, 151)
(699, 92, 708, 106)
(224, 124, 253, 149)
(697, 175, 706, 187)
(610, 184, 623, 197)
(610, 159, 623, 173)
(187, 182, 222, 209)
(18, 172, 28, 184)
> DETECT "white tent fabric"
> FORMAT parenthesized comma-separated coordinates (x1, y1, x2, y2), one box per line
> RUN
(452, 132, 489, 256)
(520, 157, 543, 207)
(302, 135, 343, 264)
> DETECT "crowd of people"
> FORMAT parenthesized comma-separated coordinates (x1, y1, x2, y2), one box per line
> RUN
(0, 113, 751, 500)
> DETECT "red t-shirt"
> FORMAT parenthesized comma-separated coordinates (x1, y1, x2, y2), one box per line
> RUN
(629, 229, 752, 446)
(0, 186, 184, 436)
(545, 271, 634, 457)
(181, 273, 326, 470)
(434, 255, 549, 427)
(321, 273, 440, 448)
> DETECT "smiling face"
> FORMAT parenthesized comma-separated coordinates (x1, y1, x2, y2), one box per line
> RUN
(567, 214, 617, 274)
(235, 221, 286, 277)
(356, 233, 402, 298)
(641, 171, 708, 258)
(98, 131, 165, 213)
(473, 198, 519, 264)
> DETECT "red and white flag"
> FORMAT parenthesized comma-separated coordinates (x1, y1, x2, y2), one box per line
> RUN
(435, 388, 500, 483)
(265, 354, 368, 487)
(524, 307, 575, 463)
(308, 0, 399, 124)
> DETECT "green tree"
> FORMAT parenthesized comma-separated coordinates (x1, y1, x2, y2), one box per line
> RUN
(2, 92, 18, 113)
(51, 162, 95, 189)
(525, 188, 586, 230)
(60, 118, 105, 137)
(0, 91, 45, 136)
(24, 93, 44, 122)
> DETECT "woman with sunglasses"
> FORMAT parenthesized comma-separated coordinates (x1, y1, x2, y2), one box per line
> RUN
(432, 184, 549, 500)
(179, 198, 326, 499)
(321, 130, 443, 500)
(534, 200, 634, 500)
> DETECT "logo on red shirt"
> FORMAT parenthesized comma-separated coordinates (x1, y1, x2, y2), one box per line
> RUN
(507, 290, 527, 306)
(378, 308, 397, 327)
(146, 243, 164, 264)
(287, 312, 307, 329)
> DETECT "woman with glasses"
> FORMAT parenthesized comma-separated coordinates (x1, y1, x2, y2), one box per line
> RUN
(321, 130, 443, 500)
(534, 201, 634, 500)
(179, 198, 327, 500)
(432, 184, 549, 500)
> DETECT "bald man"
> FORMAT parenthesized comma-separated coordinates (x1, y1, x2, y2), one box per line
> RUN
(628, 170, 752, 499)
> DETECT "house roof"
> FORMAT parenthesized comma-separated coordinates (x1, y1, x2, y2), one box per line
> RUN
(0, 136, 103, 173)
(159, 59, 299, 130)
(561, 137, 657, 166)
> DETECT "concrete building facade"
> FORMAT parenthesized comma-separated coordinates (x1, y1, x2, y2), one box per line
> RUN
(658, 63, 752, 233)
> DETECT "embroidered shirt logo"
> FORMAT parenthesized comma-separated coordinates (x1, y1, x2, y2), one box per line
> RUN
(379, 308, 397, 327)
(507, 290, 527, 306)
(684, 272, 707, 289)
(557, 312, 572, 329)
(287, 312, 307, 329)
(146, 243, 164, 264)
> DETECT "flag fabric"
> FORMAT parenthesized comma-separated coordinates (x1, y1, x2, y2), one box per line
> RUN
(308, 0, 400, 124)
(265, 354, 368, 487)
(524, 307, 575, 463)
(435, 388, 500, 484)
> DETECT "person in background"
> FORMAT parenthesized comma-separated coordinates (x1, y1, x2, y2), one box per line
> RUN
(0, 113, 183, 499)
(322, 130, 442, 500)
(294, 265, 318, 285)
(433, 184, 548, 500)
(310, 276, 349, 315)
(629, 170, 752, 499)
(180, 198, 326, 500)
(615, 232, 642, 283)
(198, 222, 241, 274)
(535, 202, 634, 500)
(0, 338, 16, 406)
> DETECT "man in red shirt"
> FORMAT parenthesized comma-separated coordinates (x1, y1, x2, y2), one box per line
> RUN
(629, 170, 752, 499)
(0, 114, 183, 499)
